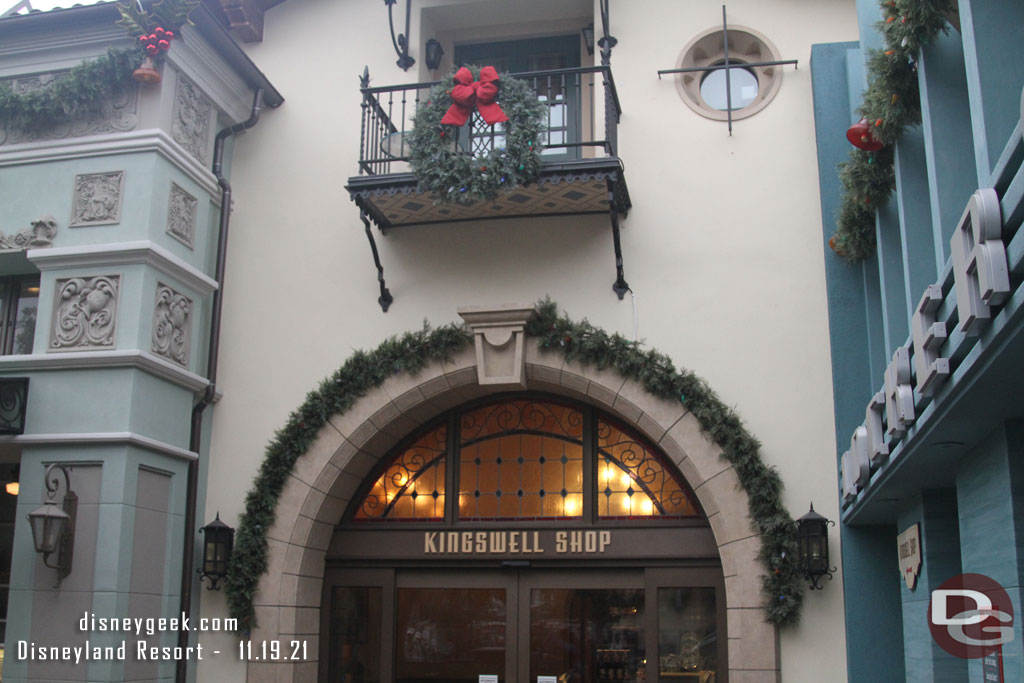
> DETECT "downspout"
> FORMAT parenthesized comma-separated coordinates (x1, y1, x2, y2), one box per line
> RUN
(176, 87, 264, 683)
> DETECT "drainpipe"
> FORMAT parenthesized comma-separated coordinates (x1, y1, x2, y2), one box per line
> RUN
(176, 87, 264, 683)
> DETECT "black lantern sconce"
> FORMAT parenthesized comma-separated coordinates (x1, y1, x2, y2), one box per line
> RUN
(424, 38, 444, 70)
(796, 503, 836, 590)
(27, 464, 77, 584)
(197, 513, 234, 590)
(581, 24, 595, 56)
(384, 0, 415, 71)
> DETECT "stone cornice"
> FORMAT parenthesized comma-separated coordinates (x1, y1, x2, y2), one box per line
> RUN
(0, 431, 197, 461)
(0, 128, 221, 200)
(0, 348, 210, 393)
(28, 240, 219, 295)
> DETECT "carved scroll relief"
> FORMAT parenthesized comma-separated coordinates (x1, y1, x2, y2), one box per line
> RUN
(0, 216, 57, 250)
(71, 172, 124, 227)
(172, 75, 212, 164)
(151, 283, 192, 366)
(167, 182, 197, 248)
(50, 275, 120, 351)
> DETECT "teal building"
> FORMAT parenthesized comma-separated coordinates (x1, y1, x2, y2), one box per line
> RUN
(812, 0, 1024, 681)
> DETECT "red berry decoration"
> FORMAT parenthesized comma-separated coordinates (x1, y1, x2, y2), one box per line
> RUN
(155, 27, 166, 38)
(875, 118, 883, 127)
(158, 39, 170, 51)
(165, 31, 174, 40)
(146, 44, 159, 55)
(138, 35, 148, 44)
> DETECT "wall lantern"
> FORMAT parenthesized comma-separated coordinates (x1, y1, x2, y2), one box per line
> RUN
(27, 464, 77, 583)
(581, 23, 595, 56)
(197, 513, 234, 590)
(846, 117, 883, 151)
(424, 38, 444, 70)
(796, 503, 835, 590)
(384, 0, 415, 71)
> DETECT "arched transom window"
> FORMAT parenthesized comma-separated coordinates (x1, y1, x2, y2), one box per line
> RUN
(351, 396, 702, 523)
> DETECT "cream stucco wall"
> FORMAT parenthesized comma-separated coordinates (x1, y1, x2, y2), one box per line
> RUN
(196, 0, 858, 680)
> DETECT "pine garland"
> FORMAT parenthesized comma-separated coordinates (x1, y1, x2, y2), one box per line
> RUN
(829, 0, 956, 262)
(228, 301, 808, 630)
(0, 49, 137, 133)
(408, 67, 545, 205)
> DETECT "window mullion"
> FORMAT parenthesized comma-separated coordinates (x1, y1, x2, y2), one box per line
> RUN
(446, 410, 458, 527)
(582, 404, 595, 525)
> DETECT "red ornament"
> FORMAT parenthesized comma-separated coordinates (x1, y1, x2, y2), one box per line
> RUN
(146, 44, 159, 56)
(165, 31, 174, 40)
(158, 39, 170, 51)
(875, 118, 883, 127)
(440, 66, 509, 127)
(886, 16, 895, 23)
(155, 27, 165, 38)
(149, 33, 157, 41)
(846, 117, 883, 151)
(138, 35, 148, 44)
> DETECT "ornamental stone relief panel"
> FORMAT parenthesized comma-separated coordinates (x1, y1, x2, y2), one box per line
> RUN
(0, 73, 138, 145)
(70, 172, 124, 227)
(172, 75, 211, 164)
(166, 182, 197, 248)
(0, 216, 57, 250)
(151, 283, 192, 366)
(49, 275, 120, 351)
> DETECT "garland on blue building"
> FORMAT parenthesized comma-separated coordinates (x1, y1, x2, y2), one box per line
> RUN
(227, 300, 806, 631)
(829, 0, 957, 261)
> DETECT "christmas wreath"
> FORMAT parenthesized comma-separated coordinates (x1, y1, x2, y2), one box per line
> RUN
(408, 66, 546, 205)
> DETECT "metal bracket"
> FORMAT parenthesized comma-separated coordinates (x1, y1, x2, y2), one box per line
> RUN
(360, 210, 394, 312)
(607, 180, 629, 300)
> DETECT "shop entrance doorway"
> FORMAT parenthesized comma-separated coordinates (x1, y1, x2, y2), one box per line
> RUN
(323, 565, 723, 683)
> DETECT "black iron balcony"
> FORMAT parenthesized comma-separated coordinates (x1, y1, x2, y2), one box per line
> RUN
(346, 64, 631, 311)
(0, 377, 29, 435)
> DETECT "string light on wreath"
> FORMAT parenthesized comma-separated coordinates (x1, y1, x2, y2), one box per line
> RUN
(408, 65, 546, 205)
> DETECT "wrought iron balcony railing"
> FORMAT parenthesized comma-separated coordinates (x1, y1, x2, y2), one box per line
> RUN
(355, 64, 622, 176)
(345, 63, 631, 312)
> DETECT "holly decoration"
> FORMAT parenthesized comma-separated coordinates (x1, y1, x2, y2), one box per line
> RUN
(829, 0, 956, 263)
(408, 65, 546, 205)
(138, 26, 176, 57)
(117, 0, 199, 56)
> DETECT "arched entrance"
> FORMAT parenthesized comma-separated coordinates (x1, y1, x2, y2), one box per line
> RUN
(245, 339, 778, 681)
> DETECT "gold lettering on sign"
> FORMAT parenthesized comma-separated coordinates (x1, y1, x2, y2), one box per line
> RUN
(423, 530, 610, 555)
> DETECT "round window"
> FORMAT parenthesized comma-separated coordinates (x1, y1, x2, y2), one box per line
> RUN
(674, 26, 783, 122)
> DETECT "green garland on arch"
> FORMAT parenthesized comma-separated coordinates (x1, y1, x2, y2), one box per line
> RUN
(829, 0, 956, 262)
(227, 300, 808, 631)
(408, 66, 546, 205)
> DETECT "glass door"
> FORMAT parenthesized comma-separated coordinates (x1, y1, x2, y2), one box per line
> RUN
(322, 565, 725, 683)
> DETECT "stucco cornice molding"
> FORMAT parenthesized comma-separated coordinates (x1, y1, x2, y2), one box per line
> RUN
(28, 240, 219, 295)
(0, 348, 209, 393)
(0, 128, 221, 200)
(0, 431, 197, 461)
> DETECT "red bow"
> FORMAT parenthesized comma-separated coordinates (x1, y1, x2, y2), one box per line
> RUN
(440, 66, 509, 127)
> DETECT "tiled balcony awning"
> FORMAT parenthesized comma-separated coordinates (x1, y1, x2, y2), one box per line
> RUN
(348, 158, 630, 230)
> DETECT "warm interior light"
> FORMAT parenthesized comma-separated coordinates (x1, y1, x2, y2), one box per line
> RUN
(26, 287, 40, 294)
(564, 496, 580, 515)
(620, 472, 632, 487)
(620, 496, 631, 512)
(5, 481, 18, 495)
(641, 498, 654, 515)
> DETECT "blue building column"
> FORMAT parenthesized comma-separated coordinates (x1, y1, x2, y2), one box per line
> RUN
(956, 421, 1024, 682)
(896, 490, 966, 682)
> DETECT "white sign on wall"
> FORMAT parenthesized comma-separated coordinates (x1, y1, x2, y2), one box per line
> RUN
(898, 523, 922, 590)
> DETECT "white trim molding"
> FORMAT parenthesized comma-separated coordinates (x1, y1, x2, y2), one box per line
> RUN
(0, 431, 197, 461)
(0, 348, 210, 393)
(28, 240, 219, 295)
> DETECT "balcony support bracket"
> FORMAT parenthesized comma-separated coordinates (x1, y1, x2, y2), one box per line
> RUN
(607, 181, 629, 300)
(360, 210, 394, 312)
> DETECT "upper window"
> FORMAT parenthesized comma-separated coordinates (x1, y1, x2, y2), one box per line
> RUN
(0, 275, 39, 355)
(673, 26, 783, 121)
(351, 396, 703, 524)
